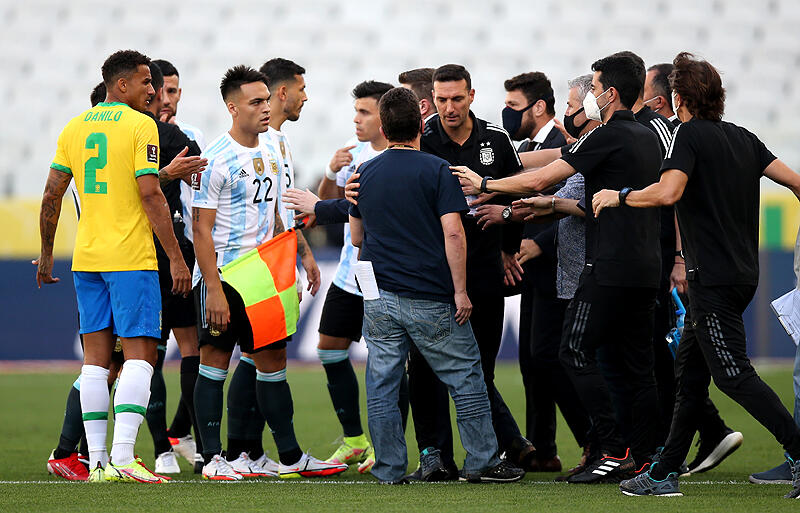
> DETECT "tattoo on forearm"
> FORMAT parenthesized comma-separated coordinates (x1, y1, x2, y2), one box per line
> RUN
(40, 170, 70, 255)
(296, 230, 309, 257)
(273, 206, 286, 237)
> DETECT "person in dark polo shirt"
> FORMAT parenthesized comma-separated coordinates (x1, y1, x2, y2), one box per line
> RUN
(348, 87, 524, 485)
(590, 53, 800, 499)
(454, 53, 662, 483)
(406, 64, 534, 479)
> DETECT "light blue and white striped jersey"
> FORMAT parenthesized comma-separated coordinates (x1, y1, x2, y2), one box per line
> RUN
(259, 127, 295, 229)
(191, 132, 281, 286)
(333, 138, 382, 295)
(177, 119, 206, 243)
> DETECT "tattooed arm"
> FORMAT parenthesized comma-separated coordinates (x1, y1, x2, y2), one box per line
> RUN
(36, 168, 72, 287)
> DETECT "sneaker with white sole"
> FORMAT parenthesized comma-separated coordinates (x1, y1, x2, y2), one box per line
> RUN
(254, 453, 280, 475)
(228, 452, 277, 477)
(279, 452, 348, 478)
(202, 454, 243, 481)
(619, 469, 682, 497)
(685, 430, 743, 475)
(169, 435, 197, 464)
(154, 450, 181, 474)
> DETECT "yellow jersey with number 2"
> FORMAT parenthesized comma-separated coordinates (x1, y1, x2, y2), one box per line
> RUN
(51, 101, 160, 272)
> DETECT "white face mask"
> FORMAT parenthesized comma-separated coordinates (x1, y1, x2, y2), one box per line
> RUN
(583, 88, 610, 122)
(671, 91, 680, 115)
(642, 96, 659, 112)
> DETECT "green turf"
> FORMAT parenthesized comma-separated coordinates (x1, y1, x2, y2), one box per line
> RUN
(1, 362, 799, 512)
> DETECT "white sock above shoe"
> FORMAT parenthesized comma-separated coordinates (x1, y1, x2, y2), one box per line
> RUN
(80, 365, 110, 469)
(110, 359, 153, 466)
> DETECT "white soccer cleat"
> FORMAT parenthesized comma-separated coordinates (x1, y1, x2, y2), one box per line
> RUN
(279, 452, 348, 479)
(154, 450, 181, 474)
(228, 452, 278, 477)
(169, 435, 197, 464)
(254, 453, 280, 475)
(201, 454, 243, 481)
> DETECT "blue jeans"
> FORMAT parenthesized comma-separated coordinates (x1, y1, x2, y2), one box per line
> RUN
(363, 289, 500, 482)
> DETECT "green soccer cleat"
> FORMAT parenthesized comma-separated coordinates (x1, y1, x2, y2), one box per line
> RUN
(326, 435, 370, 465)
(358, 446, 375, 474)
(88, 463, 108, 483)
(106, 457, 170, 483)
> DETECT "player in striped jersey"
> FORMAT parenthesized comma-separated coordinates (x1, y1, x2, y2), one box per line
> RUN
(313, 81, 393, 471)
(191, 66, 346, 481)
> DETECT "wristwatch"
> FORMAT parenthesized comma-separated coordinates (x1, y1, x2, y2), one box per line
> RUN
(502, 205, 513, 222)
(619, 187, 633, 206)
(480, 176, 493, 193)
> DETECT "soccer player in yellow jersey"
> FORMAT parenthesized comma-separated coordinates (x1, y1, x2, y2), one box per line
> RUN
(37, 50, 191, 483)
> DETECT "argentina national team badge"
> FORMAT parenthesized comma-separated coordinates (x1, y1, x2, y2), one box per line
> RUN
(479, 143, 494, 165)
(253, 157, 265, 176)
(270, 158, 279, 175)
(147, 144, 158, 163)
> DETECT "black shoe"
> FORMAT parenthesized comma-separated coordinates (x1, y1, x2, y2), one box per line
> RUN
(460, 460, 525, 483)
(686, 430, 743, 474)
(379, 477, 410, 485)
(419, 448, 449, 482)
(405, 467, 422, 481)
(567, 448, 636, 484)
(505, 437, 537, 470)
(784, 458, 800, 498)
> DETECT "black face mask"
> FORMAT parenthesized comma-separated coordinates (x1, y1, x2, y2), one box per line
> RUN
(563, 107, 590, 139)
(502, 102, 535, 140)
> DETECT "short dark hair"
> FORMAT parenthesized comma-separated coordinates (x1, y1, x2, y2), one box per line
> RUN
(503, 72, 555, 116)
(669, 52, 725, 121)
(101, 50, 150, 87)
(648, 63, 674, 100)
(148, 61, 164, 91)
(153, 59, 178, 78)
(90, 82, 106, 107)
(379, 87, 422, 142)
(433, 64, 471, 90)
(220, 65, 268, 101)
(259, 58, 306, 90)
(398, 68, 434, 103)
(352, 80, 393, 102)
(591, 53, 645, 109)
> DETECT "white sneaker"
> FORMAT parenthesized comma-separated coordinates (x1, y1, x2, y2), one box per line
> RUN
(201, 454, 243, 481)
(228, 452, 277, 477)
(254, 453, 280, 475)
(154, 450, 181, 474)
(169, 435, 197, 464)
(279, 452, 348, 479)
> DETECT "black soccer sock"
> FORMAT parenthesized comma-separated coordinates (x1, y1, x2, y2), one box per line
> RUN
(168, 400, 191, 439)
(145, 348, 171, 457)
(168, 356, 199, 439)
(227, 358, 265, 458)
(320, 353, 363, 437)
(194, 365, 228, 462)
(54, 378, 85, 459)
(256, 369, 302, 465)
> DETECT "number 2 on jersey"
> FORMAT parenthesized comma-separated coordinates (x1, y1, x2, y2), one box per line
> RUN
(84, 132, 108, 194)
(253, 176, 273, 204)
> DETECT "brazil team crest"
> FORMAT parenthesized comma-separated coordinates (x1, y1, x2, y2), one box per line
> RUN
(253, 157, 265, 176)
(479, 145, 495, 166)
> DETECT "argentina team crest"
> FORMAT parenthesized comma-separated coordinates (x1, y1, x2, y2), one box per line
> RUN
(270, 158, 279, 175)
(479, 143, 495, 165)
(253, 157, 265, 176)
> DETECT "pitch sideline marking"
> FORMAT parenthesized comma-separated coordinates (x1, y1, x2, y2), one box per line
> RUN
(0, 479, 753, 485)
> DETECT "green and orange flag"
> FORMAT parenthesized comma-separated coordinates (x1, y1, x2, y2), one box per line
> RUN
(220, 229, 299, 349)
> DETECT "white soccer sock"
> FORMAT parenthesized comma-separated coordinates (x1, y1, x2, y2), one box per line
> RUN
(110, 359, 153, 466)
(80, 365, 110, 469)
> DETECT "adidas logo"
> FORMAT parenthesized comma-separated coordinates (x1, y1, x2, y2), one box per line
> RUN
(238, 168, 248, 178)
(591, 459, 620, 475)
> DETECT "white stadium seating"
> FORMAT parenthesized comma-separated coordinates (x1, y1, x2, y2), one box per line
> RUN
(0, 0, 798, 196)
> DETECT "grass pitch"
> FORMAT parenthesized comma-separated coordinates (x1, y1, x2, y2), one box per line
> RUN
(1, 361, 799, 512)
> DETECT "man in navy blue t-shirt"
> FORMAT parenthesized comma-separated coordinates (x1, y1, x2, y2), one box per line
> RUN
(347, 87, 523, 484)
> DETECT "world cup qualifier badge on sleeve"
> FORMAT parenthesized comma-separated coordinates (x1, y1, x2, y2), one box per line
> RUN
(147, 144, 158, 163)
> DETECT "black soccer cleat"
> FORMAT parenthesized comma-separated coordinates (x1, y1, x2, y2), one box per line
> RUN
(568, 448, 636, 484)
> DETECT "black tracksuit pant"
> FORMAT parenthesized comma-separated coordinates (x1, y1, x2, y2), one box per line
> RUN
(657, 282, 800, 474)
(559, 271, 660, 464)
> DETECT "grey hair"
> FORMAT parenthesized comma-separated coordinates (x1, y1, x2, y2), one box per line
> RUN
(567, 74, 593, 101)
